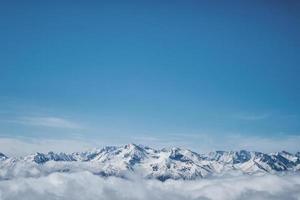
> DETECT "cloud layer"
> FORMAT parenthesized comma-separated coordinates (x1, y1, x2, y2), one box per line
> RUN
(13, 116, 82, 129)
(0, 172, 299, 200)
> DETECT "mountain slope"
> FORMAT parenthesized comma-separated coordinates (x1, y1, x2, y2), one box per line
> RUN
(0, 144, 299, 181)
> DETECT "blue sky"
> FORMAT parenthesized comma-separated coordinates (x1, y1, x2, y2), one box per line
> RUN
(0, 1, 300, 153)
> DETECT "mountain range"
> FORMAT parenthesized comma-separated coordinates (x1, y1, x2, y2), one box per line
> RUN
(1, 144, 299, 181)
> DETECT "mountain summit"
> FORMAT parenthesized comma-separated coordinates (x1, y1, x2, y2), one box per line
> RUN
(0, 144, 299, 181)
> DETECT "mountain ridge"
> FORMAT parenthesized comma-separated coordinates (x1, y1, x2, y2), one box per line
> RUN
(1, 143, 299, 181)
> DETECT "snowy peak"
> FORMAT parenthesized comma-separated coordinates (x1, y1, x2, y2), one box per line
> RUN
(0, 153, 7, 161)
(24, 152, 76, 164)
(0, 145, 299, 181)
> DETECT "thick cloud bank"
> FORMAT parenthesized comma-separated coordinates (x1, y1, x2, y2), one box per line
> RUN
(0, 172, 299, 200)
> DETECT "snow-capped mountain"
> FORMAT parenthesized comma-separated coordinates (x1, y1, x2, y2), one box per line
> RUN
(0, 144, 299, 181)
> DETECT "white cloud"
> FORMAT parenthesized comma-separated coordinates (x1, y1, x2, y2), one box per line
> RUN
(233, 113, 270, 121)
(0, 172, 299, 200)
(15, 116, 82, 129)
(1, 116, 82, 129)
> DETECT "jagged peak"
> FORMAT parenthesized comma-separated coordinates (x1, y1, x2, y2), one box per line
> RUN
(160, 146, 190, 153)
(1, 145, 300, 181)
(281, 150, 292, 155)
(0, 152, 7, 160)
(124, 143, 140, 149)
(123, 143, 150, 151)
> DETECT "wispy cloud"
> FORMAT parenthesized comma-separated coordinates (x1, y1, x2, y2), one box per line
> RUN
(129, 133, 300, 153)
(0, 138, 96, 156)
(233, 113, 270, 121)
(8, 116, 82, 129)
(0, 133, 300, 157)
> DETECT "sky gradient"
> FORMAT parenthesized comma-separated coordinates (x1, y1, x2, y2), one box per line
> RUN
(0, 1, 300, 154)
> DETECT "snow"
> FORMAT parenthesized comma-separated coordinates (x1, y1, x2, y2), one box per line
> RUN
(0, 144, 299, 181)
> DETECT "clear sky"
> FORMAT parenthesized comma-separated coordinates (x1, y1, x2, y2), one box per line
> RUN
(0, 1, 300, 154)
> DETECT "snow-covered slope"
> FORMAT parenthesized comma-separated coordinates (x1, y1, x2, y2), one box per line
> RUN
(0, 144, 299, 181)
